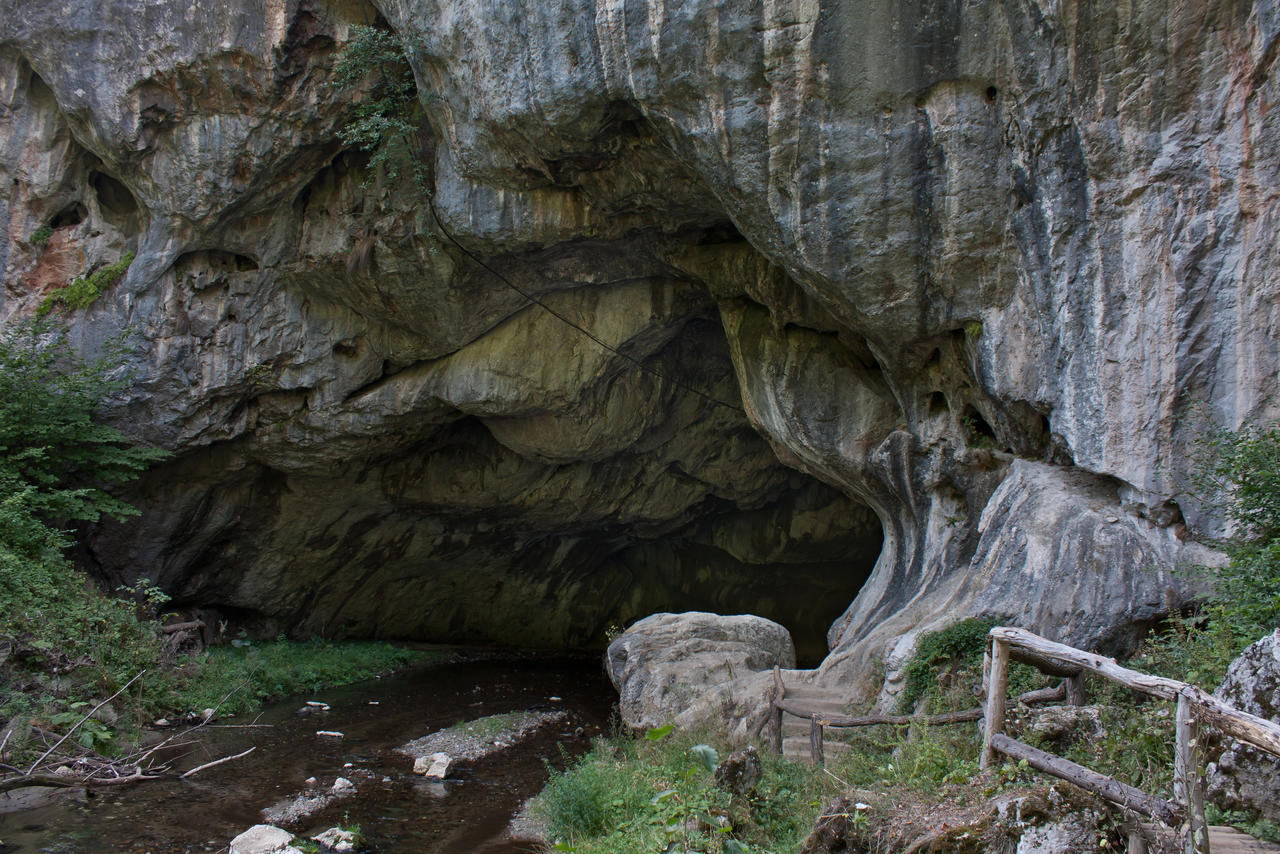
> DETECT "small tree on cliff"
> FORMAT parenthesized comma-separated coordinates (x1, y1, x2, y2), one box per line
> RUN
(0, 317, 165, 535)
(330, 24, 430, 190)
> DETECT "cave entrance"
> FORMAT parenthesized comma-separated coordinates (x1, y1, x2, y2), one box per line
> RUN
(88, 225, 885, 671)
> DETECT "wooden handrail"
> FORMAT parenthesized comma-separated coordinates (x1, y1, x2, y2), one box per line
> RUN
(990, 627, 1280, 758)
(989, 733, 1182, 826)
(981, 626, 1280, 854)
(769, 664, 1066, 765)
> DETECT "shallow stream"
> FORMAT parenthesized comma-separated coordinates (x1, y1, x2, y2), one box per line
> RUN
(0, 654, 612, 853)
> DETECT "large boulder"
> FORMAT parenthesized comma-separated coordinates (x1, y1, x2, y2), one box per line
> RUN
(606, 612, 795, 731)
(1207, 629, 1280, 824)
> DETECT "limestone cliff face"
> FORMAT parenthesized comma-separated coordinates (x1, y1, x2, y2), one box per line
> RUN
(0, 0, 1272, 694)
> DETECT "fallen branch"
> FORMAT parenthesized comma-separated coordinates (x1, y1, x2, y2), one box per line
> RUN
(180, 746, 256, 779)
(0, 768, 165, 793)
(0, 773, 79, 793)
(160, 620, 205, 634)
(28, 670, 145, 775)
(132, 675, 251, 768)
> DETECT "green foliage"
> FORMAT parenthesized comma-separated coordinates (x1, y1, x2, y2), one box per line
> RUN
(0, 317, 173, 756)
(690, 743, 719, 773)
(37, 251, 134, 316)
(964, 320, 983, 339)
(446, 711, 528, 739)
(330, 25, 429, 189)
(30, 226, 53, 247)
(1188, 420, 1280, 637)
(897, 616, 1002, 713)
(535, 728, 796, 853)
(0, 316, 166, 526)
(173, 639, 428, 717)
(535, 720, 998, 854)
(1207, 806, 1280, 844)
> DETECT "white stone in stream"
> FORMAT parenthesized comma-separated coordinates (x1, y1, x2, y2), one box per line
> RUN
(330, 776, 356, 795)
(413, 752, 452, 779)
(311, 827, 359, 852)
(229, 825, 304, 854)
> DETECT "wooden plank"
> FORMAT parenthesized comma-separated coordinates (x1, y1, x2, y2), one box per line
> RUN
(1208, 826, 1280, 853)
(1175, 694, 1210, 854)
(809, 714, 824, 766)
(991, 627, 1280, 759)
(774, 684, 1061, 730)
(980, 638, 1011, 770)
(988, 733, 1182, 826)
(773, 699, 982, 727)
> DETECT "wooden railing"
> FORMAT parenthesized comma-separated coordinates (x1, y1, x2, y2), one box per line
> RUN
(768, 664, 1068, 764)
(981, 627, 1280, 854)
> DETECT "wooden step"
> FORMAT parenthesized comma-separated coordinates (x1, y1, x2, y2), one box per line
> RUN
(782, 736, 851, 762)
(1133, 824, 1280, 853)
(780, 700, 853, 717)
(1207, 827, 1280, 853)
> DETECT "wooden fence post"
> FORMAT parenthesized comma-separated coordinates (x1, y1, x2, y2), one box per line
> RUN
(981, 637, 1010, 770)
(809, 714, 825, 766)
(1066, 672, 1087, 706)
(769, 666, 784, 755)
(1174, 693, 1209, 854)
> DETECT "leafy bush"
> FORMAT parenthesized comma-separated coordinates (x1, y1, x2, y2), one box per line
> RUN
(0, 317, 165, 525)
(37, 251, 134, 315)
(330, 26, 428, 188)
(0, 318, 172, 752)
(1192, 421, 1280, 636)
(897, 616, 1002, 713)
(30, 226, 53, 247)
(534, 727, 800, 853)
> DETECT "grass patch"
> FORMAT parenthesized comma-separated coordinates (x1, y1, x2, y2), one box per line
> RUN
(533, 718, 1010, 854)
(447, 711, 529, 740)
(173, 638, 432, 718)
(37, 251, 134, 315)
(534, 727, 825, 853)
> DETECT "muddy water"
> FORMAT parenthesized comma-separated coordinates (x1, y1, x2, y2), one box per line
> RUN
(0, 654, 612, 853)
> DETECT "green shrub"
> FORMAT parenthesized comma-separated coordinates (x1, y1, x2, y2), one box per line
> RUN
(330, 26, 428, 188)
(37, 251, 134, 316)
(897, 616, 1002, 713)
(30, 226, 53, 247)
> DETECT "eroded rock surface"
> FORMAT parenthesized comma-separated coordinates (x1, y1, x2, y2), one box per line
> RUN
(1, 0, 1274, 694)
(1207, 630, 1280, 824)
(606, 611, 794, 730)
